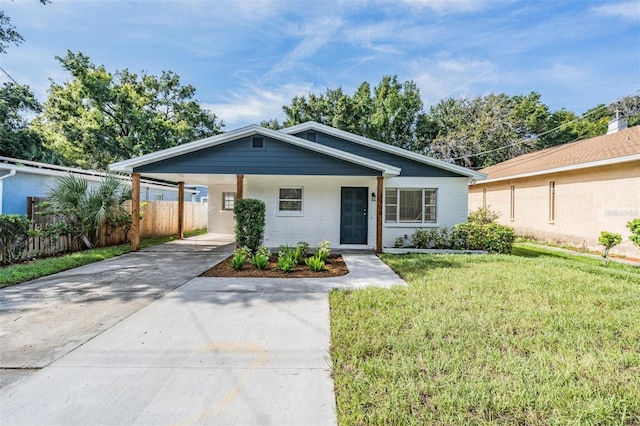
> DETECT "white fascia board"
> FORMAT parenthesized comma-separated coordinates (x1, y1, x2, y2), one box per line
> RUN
(280, 121, 486, 180)
(472, 154, 640, 185)
(109, 124, 401, 176)
(0, 163, 183, 191)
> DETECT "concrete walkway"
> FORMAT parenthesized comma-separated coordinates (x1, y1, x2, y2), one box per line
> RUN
(0, 234, 406, 425)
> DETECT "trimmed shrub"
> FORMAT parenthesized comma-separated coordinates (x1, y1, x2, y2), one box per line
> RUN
(234, 198, 265, 253)
(452, 222, 515, 254)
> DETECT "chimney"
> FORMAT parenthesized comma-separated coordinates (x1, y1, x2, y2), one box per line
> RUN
(607, 110, 628, 134)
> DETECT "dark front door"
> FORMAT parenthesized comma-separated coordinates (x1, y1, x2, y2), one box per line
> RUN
(340, 187, 368, 244)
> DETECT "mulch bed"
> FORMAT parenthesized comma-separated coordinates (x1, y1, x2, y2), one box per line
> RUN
(200, 254, 349, 278)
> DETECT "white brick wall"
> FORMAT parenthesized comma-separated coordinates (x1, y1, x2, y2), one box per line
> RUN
(382, 176, 470, 247)
(246, 175, 378, 249)
(209, 175, 471, 249)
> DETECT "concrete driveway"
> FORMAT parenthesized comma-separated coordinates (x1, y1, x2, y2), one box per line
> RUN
(0, 234, 406, 425)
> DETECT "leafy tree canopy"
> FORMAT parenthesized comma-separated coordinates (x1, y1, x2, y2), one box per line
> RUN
(33, 51, 223, 169)
(271, 76, 639, 169)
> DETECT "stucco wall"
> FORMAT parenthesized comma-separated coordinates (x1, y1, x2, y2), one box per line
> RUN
(469, 161, 640, 257)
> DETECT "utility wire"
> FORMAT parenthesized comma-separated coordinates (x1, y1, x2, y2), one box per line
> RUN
(0, 66, 21, 85)
(450, 87, 640, 161)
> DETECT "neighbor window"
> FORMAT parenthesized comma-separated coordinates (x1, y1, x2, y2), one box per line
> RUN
(548, 181, 555, 223)
(510, 186, 515, 221)
(385, 188, 437, 224)
(482, 188, 487, 208)
(222, 192, 235, 210)
(278, 187, 303, 213)
(154, 194, 164, 201)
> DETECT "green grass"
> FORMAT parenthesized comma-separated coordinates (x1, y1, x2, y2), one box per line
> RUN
(330, 244, 640, 425)
(0, 228, 208, 288)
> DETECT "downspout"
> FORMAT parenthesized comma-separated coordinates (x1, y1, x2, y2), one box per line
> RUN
(0, 169, 17, 214)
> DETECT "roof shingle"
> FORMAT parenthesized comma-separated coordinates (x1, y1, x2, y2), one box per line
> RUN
(479, 126, 640, 180)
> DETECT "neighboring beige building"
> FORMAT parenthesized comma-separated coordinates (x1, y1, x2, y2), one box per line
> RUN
(469, 122, 640, 258)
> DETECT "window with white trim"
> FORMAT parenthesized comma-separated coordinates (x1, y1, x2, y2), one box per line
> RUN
(154, 194, 164, 201)
(278, 187, 303, 213)
(222, 192, 235, 210)
(385, 188, 437, 223)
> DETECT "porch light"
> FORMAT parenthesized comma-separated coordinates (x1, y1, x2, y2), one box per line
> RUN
(371, 192, 376, 201)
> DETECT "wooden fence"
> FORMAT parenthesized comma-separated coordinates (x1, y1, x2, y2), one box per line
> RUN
(3, 199, 208, 264)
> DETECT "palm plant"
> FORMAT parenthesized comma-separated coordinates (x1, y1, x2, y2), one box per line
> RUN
(45, 173, 131, 249)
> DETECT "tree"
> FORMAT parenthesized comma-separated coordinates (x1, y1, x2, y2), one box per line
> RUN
(0, 82, 43, 158)
(423, 92, 548, 168)
(0, 0, 49, 54)
(33, 51, 223, 169)
(280, 75, 424, 149)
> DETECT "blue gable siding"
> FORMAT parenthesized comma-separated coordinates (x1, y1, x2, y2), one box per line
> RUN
(293, 131, 460, 177)
(134, 136, 381, 176)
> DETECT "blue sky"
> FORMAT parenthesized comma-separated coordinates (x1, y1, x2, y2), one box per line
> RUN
(2, 0, 639, 128)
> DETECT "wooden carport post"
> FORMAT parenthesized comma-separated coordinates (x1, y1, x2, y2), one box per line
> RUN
(131, 173, 140, 251)
(177, 181, 185, 239)
(236, 174, 244, 200)
(376, 176, 383, 253)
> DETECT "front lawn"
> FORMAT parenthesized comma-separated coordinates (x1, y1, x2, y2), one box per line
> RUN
(330, 244, 640, 425)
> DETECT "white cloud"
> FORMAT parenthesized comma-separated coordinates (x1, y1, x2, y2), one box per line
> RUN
(590, 1, 640, 21)
(261, 18, 344, 82)
(203, 82, 317, 127)
(400, 0, 492, 13)
(409, 57, 500, 105)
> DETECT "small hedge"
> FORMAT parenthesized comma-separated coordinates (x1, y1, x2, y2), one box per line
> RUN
(452, 221, 515, 254)
(233, 198, 265, 252)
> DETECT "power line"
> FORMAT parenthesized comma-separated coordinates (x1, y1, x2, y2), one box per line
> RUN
(0, 66, 21, 85)
(449, 88, 640, 161)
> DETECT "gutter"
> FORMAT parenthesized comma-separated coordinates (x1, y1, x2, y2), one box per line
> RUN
(0, 169, 16, 181)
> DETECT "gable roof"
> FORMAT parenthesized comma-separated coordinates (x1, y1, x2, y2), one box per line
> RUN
(281, 121, 486, 180)
(476, 125, 640, 183)
(110, 124, 401, 177)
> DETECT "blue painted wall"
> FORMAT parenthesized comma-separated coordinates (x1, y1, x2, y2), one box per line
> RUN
(293, 131, 461, 178)
(1, 171, 189, 215)
(134, 136, 381, 176)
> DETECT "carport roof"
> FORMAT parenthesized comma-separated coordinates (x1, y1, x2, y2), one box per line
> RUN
(109, 124, 401, 178)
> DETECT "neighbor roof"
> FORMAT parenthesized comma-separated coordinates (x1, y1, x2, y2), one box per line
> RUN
(281, 121, 486, 180)
(476, 125, 640, 183)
